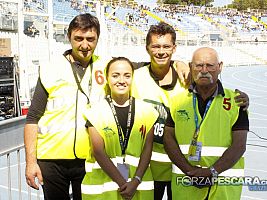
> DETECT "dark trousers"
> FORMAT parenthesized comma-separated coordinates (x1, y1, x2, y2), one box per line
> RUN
(38, 159, 85, 200)
(154, 181, 172, 200)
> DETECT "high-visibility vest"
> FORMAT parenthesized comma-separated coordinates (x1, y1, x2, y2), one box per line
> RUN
(37, 54, 106, 159)
(170, 89, 244, 200)
(131, 65, 185, 181)
(81, 99, 159, 199)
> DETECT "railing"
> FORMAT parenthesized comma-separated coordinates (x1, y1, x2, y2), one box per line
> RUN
(0, 116, 43, 199)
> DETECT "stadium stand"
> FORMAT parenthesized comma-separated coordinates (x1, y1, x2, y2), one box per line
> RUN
(24, 0, 48, 13)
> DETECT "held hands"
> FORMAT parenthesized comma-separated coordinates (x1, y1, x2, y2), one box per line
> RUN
(119, 178, 139, 200)
(25, 162, 43, 190)
(186, 166, 213, 189)
(187, 166, 211, 177)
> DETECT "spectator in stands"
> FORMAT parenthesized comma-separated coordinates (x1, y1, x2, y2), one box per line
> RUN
(29, 24, 39, 37)
(64, 26, 68, 38)
(24, 1, 30, 12)
(255, 37, 258, 43)
(24, 13, 106, 200)
(164, 47, 248, 200)
(24, 23, 39, 37)
(44, 23, 48, 38)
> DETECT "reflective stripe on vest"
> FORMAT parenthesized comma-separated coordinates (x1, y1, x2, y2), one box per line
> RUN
(85, 155, 140, 172)
(46, 97, 74, 111)
(172, 164, 244, 177)
(81, 181, 118, 194)
(125, 154, 140, 167)
(38, 119, 85, 135)
(151, 151, 171, 163)
(38, 123, 72, 135)
(179, 145, 228, 156)
(81, 180, 154, 194)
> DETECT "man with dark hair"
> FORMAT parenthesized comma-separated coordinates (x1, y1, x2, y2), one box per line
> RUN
(145, 21, 176, 48)
(24, 13, 107, 200)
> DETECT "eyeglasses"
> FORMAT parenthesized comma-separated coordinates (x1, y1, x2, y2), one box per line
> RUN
(191, 63, 220, 71)
(150, 44, 175, 53)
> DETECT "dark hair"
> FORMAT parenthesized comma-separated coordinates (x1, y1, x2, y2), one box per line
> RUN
(67, 13, 100, 39)
(146, 22, 176, 48)
(105, 57, 134, 95)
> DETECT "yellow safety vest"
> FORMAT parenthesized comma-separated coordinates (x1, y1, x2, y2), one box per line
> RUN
(81, 98, 159, 199)
(131, 65, 185, 181)
(37, 54, 106, 159)
(170, 89, 244, 200)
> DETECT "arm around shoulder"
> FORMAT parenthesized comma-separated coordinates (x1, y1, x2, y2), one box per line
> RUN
(174, 60, 190, 87)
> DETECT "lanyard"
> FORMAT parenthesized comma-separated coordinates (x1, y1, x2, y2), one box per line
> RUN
(106, 95, 133, 155)
(192, 94, 213, 139)
(70, 61, 93, 104)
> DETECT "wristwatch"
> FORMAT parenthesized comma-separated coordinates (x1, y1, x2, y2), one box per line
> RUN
(133, 175, 142, 184)
(210, 166, 219, 178)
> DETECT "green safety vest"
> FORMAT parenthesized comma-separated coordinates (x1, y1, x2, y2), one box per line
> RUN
(37, 54, 106, 159)
(131, 65, 185, 181)
(170, 89, 244, 200)
(81, 99, 159, 199)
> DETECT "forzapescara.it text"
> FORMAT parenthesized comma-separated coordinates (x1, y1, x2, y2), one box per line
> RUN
(176, 176, 267, 191)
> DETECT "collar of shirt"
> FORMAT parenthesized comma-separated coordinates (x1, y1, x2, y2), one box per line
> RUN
(63, 49, 72, 57)
(63, 49, 87, 79)
(148, 61, 178, 90)
(188, 79, 225, 98)
(189, 80, 225, 118)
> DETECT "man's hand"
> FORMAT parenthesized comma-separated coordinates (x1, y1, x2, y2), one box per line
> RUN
(187, 167, 211, 178)
(234, 89, 249, 110)
(119, 179, 139, 200)
(187, 167, 213, 188)
(174, 61, 190, 87)
(24, 124, 42, 190)
(25, 162, 43, 190)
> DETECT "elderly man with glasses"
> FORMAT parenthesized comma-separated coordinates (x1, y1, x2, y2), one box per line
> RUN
(164, 47, 249, 200)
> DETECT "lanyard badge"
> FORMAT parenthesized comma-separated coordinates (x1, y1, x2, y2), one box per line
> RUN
(106, 95, 133, 154)
(117, 162, 129, 181)
(188, 95, 213, 162)
(188, 129, 202, 161)
(106, 95, 133, 180)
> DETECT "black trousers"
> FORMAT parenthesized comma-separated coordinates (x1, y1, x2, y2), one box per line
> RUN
(38, 159, 85, 200)
(154, 181, 172, 200)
